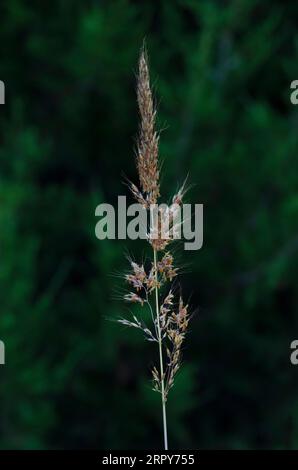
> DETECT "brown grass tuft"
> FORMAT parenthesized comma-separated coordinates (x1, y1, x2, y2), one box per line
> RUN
(136, 46, 160, 204)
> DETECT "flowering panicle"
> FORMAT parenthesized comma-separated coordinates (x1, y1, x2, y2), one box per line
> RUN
(165, 298, 189, 396)
(123, 292, 144, 305)
(117, 45, 193, 450)
(157, 253, 178, 281)
(118, 316, 157, 343)
(125, 262, 147, 291)
(130, 182, 149, 208)
(136, 47, 160, 205)
(159, 291, 174, 332)
(121, 254, 190, 399)
(147, 192, 187, 251)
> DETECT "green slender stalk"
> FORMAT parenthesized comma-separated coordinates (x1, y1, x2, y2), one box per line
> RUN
(153, 248, 168, 450)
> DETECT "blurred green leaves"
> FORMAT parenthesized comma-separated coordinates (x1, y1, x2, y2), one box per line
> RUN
(0, 0, 298, 450)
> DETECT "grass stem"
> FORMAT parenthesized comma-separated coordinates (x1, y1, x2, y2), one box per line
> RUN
(154, 248, 168, 450)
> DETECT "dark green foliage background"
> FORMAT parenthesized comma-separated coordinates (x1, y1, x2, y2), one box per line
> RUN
(0, 0, 298, 449)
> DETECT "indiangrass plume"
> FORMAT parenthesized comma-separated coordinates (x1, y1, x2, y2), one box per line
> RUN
(118, 45, 192, 450)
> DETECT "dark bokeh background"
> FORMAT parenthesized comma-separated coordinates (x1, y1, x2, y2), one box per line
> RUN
(0, 0, 298, 450)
